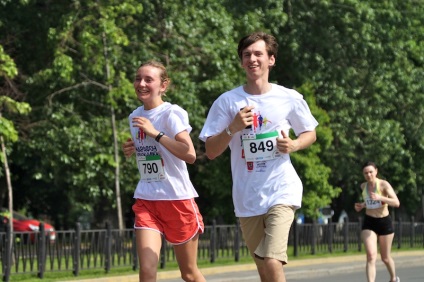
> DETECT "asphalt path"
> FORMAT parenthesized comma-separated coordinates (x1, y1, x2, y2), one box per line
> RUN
(59, 250, 424, 282)
(189, 265, 424, 282)
(160, 250, 424, 282)
(289, 265, 423, 282)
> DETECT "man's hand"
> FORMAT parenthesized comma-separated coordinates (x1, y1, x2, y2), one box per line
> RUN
(277, 130, 297, 154)
(228, 106, 255, 134)
(277, 130, 316, 154)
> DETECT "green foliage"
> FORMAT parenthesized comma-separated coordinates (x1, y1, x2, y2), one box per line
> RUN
(0, 117, 17, 144)
(0, 44, 31, 164)
(193, 151, 235, 224)
(276, 0, 423, 218)
(0, 97, 31, 144)
(0, 0, 423, 228)
(0, 45, 18, 77)
(292, 83, 341, 219)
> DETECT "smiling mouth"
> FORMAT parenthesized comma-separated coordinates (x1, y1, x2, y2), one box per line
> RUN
(137, 89, 149, 94)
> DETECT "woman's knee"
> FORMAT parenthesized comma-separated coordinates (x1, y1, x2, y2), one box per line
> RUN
(139, 264, 157, 280)
(380, 255, 393, 265)
(366, 252, 378, 262)
(180, 269, 202, 282)
(180, 272, 194, 282)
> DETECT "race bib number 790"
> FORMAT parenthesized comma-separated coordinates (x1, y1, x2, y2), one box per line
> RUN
(136, 155, 166, 181)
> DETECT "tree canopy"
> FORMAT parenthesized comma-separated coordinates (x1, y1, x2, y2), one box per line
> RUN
(0, 0, 423, 229)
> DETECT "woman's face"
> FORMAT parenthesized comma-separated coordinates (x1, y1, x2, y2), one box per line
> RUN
(133, 65, 166, 103)
(362, 165, 377, 182)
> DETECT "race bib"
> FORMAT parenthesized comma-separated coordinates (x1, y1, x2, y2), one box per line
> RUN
(365, 198, 383, 209)
(242, 130, 281, 162)
(136, 155, 166, 181)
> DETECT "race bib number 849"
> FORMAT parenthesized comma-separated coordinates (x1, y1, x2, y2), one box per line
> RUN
(242, 131, 281, 162)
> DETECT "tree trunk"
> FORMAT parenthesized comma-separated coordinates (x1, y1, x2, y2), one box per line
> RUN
(0, 112, 14, 258)
(101, 30, 124, 230)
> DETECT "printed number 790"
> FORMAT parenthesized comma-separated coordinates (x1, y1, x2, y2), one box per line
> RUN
(143, 163, 159, 174)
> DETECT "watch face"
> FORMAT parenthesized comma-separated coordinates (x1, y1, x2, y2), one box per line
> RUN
(226, 127, 232, 136)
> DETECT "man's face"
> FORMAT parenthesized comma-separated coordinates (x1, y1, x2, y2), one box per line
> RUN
(241, 40, 275, 80)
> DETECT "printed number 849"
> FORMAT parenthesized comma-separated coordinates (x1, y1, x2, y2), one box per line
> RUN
(249, 140, 274, 153)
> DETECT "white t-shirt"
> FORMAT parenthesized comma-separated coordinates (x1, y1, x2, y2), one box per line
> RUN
(199, 84, 319, 217)
(129, 102, 199, 200)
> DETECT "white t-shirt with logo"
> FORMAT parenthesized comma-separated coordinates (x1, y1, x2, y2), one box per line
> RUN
(129, 102, 198, 200)
(199, 84, 319, 217)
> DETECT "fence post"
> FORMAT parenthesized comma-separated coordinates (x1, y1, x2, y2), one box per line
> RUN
(37, 223, 46, 279)
(73, 223, 81, 276)
(210, 219, 216, 263)
(311, 219, 316, 255)
(132, 231, 138, 271)
(357, 217, 362, 252)
(2, 223, 11, 282)
(160, 235, 166, 269)
(410, 216, 415, 248)
(397, 217, 402, 249)
(343, 217, 348, 252)
(234, 220, 240, 262)
(293, 220, 299, 257)
(328, 217, 333, 253)
(104, 222, 111, 273)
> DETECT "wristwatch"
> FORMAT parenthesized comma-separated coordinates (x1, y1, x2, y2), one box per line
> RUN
(225, 126, 233, 137)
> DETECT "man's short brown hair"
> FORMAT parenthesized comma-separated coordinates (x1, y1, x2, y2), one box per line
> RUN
(237, 32, 279, 61)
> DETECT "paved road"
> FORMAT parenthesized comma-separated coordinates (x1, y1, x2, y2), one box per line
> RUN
(160, 250, 424, 282)
(289, 265, 423, 282)
(186, 265, 424, 282)
(59, 250, 424, 282)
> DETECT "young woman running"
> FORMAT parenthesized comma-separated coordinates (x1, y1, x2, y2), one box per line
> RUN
(123, 60, 205, 282)
(354, 161, 400, 282)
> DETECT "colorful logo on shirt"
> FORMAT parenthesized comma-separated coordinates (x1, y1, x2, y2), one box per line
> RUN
(136, 129, 147, 143)
(134, 128, 160, 157)
(252, 111, 272, 133)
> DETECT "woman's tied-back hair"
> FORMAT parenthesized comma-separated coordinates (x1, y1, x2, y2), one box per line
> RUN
(138, 60, 170, 96)
(362, 161, 377, 170)
(237, 32, 279, 64)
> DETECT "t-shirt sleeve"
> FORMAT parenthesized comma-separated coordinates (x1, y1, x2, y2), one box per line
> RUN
(199, 96, 233, 142)
(288, 96, 319, 136)
(165, 105, 192, 138)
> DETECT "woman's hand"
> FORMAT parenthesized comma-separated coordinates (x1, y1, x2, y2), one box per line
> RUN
(132, 117, 159, 137)
(122, 138, 135, 158)
(354, 202, 365, 212)
(369, 192, 380, 201)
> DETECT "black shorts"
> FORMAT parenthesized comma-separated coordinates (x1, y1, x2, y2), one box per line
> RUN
(362, 214, 394, 236)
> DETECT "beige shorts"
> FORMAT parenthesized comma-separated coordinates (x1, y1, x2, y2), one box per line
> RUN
(239, 204, 294, 265)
